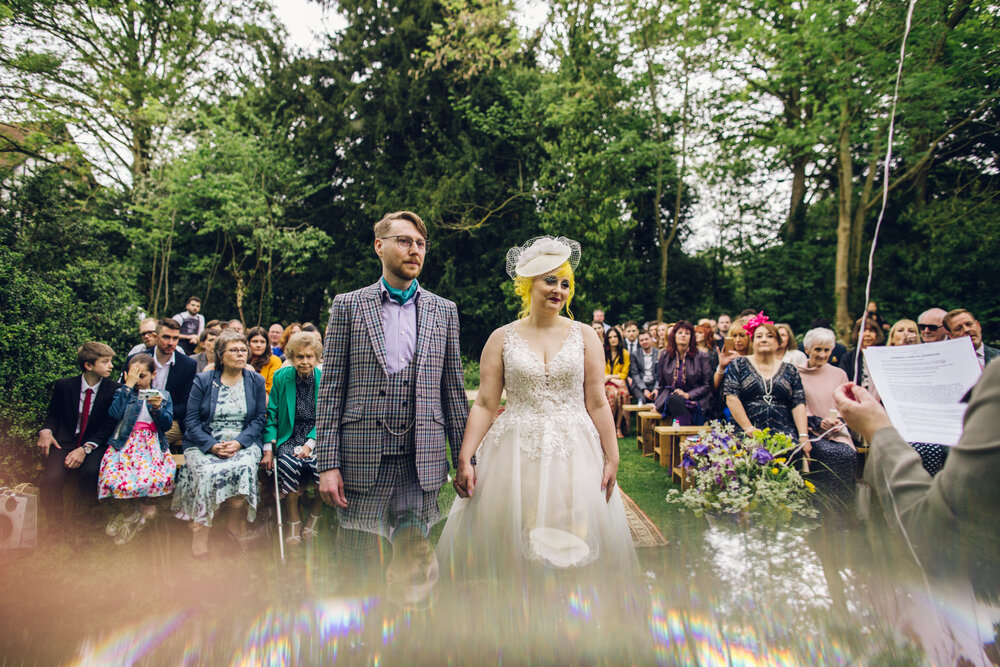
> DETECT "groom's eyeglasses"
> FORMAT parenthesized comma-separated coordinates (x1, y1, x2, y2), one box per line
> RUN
(380, 235, 429, 252)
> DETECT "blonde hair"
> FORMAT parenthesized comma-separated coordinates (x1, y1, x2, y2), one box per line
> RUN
(513, 261, 575, 320)
(888, 319, 919, 346)
(284, 331, 324, 360)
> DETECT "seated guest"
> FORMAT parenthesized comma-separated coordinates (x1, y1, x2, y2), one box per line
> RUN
(798, 317, 846, 366)
(839, 317, 883, 392)
(262, 332, 324, 545)
(654, 320, 712, 426)
(656, 322, 670, 350)
(714, 313, 732, 349)
(776, 322, 807, 366)
(834, 367, 1000, 593)
(99, 353, 177, 544)
(723, 316, 810, 459)
(172, 330, 267, 557)
(695, 322, 720, 418)
(917, 307, 949, 343)
(604, 328, 630, 437)
(128, 318, 160, 356)
(797, 328, 857, 504)
(226, 319, 245, 335)
(628, 330, 660, 405)
(694, 322, 718, 370)
(276, 322, 302, 360)
(591, 321, 605, 342)
(623, 320, 640, 359)
(268, 323, 284, 356)
(129, 317, 197, 452)
(172, 296, 205, 354)
(943, 308, 999, 368)
(37, 342, 120, 527)
(190, 326, 221, 373)
(247, 326, 282, 394)
(713, 314, 751, 391)
(887, 319, 919, 346)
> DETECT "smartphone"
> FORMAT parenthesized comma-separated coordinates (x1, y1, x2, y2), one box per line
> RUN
(722, 337, 735, 353)
(138, 389, 160, 401)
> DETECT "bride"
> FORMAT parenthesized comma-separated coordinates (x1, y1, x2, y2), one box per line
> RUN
(436, 236, 638, 574)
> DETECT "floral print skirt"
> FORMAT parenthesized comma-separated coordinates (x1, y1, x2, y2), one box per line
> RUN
(98, 422, 176, 499)
(171, 444, 261, 527)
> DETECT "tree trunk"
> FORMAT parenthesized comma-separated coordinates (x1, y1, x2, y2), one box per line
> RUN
(785, 152, 808, 241)
(834, 100, 854, 341)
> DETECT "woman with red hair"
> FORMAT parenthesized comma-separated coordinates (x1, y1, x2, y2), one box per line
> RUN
(653, 321, 713, 425)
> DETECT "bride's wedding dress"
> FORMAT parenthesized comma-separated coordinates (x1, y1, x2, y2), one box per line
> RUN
(436, 322, 638, 574)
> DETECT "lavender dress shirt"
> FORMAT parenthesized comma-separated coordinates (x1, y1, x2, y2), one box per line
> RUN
(379, 283, 418, 374)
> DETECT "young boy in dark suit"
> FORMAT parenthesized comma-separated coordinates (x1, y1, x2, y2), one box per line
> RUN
(37, 342, 121, 527)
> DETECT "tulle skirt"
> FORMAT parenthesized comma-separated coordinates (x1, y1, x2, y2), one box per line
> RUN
(98, 422, 176, 499)
(436, 408, 638, 577)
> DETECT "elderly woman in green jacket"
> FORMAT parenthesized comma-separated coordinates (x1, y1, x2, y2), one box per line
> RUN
(262, 332, 324, 546)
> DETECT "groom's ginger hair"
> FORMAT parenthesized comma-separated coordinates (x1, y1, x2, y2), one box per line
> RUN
(513, 261, 575, 320)
(374, 211, 428, 239)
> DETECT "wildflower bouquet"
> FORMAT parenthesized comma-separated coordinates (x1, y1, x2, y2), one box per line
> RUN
(666, 421, 818, 523)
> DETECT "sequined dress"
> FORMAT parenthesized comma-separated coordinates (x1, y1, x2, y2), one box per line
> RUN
(436, 322, 638, 573)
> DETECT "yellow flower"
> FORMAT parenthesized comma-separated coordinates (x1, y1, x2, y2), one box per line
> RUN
(734, 450, 743, 457)
(804, 480, 816, 493)
(770, 467, 779, 475)
(774, 457, 786, 464)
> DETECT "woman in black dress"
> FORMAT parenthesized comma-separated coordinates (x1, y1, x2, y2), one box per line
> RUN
(723, 319, 811, 459)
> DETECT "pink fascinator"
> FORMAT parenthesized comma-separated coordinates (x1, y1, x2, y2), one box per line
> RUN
(743, 311, 773, 337)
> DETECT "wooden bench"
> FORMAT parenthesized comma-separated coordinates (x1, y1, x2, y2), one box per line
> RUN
(654, 425, 710, 478)
(637, 411, 664, 456)
(623, 403, 649, 433)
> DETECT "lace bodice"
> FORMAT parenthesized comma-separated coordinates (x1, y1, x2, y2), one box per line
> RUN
(478, 322, 597, 462)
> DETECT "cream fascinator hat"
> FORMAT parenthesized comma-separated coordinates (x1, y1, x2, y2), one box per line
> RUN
(505, 236, 581, 279)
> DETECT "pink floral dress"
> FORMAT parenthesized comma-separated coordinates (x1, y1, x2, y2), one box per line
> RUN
(99, 411, 177, 499)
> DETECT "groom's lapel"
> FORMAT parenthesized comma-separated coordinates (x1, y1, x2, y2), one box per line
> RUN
(361, 283, 390, 374)
(414, 288, 437, 370)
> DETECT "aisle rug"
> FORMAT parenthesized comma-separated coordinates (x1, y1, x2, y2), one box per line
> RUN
(619, 489, 668, 548)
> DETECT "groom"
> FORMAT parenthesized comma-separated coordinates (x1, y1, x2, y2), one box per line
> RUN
(316, 211, 469, 552)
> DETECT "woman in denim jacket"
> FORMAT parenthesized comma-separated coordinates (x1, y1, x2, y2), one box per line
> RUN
(98, 353, 178, 544)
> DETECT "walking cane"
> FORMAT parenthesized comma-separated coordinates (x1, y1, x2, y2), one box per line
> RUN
(273, 460, 285, 563)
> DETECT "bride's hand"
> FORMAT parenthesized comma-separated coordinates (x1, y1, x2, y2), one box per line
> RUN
(454, 459, 476, 498)
(601, 460, 618, 503)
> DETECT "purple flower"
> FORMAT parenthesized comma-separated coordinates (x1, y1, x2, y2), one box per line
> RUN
(715, 475, 724, 485)
(682, 453, 695, 468)
(753, 448, 774, 465)
(692, 443, 709, 456)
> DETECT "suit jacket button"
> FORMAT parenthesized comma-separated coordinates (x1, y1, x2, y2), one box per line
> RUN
(379, 390, 386, 396)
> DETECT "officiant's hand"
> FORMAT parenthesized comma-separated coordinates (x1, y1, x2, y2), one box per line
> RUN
(320, 469, 348, 508)
(454, 459, 476, 498)
(833, 383, 892, 443)
(601, 460, 618, 503)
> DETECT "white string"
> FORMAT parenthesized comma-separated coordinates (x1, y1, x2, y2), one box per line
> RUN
(848, 0, 962, 646)
(854, 0, 916, 385)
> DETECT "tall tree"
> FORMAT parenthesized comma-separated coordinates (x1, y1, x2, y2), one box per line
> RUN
(0, 0, 278, 186)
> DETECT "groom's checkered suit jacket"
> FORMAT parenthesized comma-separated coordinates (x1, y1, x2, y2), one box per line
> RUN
(315, 282, 469, 494)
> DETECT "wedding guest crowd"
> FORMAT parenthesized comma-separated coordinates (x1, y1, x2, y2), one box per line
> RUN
(33, 292, 996, 552)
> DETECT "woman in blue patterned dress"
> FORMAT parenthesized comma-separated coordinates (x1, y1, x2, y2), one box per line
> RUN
(172, 330, 267, 557)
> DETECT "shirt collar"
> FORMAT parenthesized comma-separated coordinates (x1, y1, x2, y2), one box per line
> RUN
(81, 376, 102, 393)
(155, 350, 176, 369)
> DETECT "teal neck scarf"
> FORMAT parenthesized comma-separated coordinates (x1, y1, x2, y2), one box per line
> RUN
(382, 277, 418, 305)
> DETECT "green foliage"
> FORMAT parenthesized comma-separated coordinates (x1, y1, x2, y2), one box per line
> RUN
(461, 355, 481, 390)
(0, 168, 138, 484)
